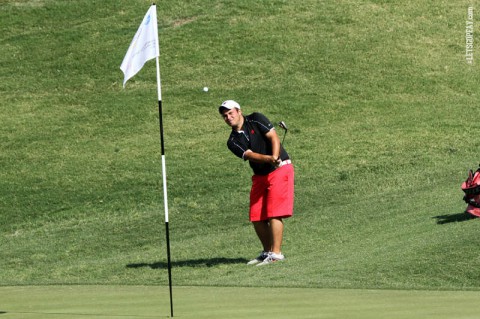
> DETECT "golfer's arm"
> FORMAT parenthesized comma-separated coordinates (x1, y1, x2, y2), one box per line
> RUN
(243, 150, 276, 164)
(266, 129, 281, 160)
(243, 129, 281, 164)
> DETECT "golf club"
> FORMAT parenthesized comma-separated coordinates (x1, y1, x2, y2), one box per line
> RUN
(278, 121, 288, 145)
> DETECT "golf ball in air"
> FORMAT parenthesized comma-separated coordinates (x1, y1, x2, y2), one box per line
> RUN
(203, 87, 209, 92)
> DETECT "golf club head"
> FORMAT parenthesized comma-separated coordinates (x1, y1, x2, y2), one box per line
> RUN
(278, 121, 288, 131)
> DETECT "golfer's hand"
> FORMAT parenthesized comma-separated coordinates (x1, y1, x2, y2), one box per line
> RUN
(271, 156, 281, 167)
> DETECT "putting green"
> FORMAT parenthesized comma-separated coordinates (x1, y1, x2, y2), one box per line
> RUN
(1, 286, 480, 318)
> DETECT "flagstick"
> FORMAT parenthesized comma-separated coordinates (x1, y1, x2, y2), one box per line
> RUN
(155, 22, 174, 318)
(120, 4, 173, 315)
(156, 57, 174, 318)
(151, 5, 173, 317)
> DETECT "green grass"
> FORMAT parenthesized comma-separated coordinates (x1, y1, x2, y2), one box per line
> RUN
(1, 0, 480, 293)
(3, 286, 480, 319)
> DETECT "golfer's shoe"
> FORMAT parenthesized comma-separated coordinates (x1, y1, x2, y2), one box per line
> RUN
(247, 251, 269, 265)
(256, 252, 285, 266)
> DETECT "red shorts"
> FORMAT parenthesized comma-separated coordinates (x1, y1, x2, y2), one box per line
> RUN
(249, 163, 294, 222)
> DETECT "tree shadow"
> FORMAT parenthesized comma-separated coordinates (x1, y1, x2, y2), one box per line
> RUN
(433, 211, 477, 225)
(127, 257, 249, 269)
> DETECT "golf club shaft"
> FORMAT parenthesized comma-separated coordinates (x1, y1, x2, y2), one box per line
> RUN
(278, 121, 288, 145)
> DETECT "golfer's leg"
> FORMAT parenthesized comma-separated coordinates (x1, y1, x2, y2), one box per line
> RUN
(253, 220, 272, 252)
(269, 218, 284, 254)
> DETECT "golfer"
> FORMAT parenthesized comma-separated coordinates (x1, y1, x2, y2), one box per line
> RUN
(218, 100, 294, 266)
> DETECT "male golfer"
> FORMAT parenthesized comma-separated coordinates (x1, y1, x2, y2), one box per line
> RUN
(218, 100, 294, 266)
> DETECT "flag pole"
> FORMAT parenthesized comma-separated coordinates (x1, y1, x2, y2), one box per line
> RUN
(156, 58, 174, 319)
(153, 4, 174, 317)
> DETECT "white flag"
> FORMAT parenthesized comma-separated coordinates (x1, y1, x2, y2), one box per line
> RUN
(120, 5, 159, 87)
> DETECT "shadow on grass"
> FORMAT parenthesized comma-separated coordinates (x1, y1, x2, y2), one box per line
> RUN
(127, 257, 249, 269)
(433, 212, 477, 225)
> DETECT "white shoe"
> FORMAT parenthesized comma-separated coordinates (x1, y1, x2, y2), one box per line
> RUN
(256, 252, 285, 266)
(247, 251, 269, 265)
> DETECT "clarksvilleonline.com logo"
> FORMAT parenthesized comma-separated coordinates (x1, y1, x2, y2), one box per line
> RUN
(466, 6, 474, 64)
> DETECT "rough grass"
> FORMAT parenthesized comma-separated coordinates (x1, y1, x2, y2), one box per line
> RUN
(1, 0, 480, 290)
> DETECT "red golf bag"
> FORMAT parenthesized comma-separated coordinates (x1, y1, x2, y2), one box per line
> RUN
(462, 166, 480, 217)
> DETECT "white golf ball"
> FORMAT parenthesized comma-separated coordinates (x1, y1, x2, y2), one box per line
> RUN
(203, 87, 209, 92)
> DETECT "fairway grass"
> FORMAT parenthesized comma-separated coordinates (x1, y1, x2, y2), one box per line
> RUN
(2, 285, 480, 319)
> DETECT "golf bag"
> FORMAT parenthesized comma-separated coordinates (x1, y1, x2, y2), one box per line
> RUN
(461, 165, 480, 217)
